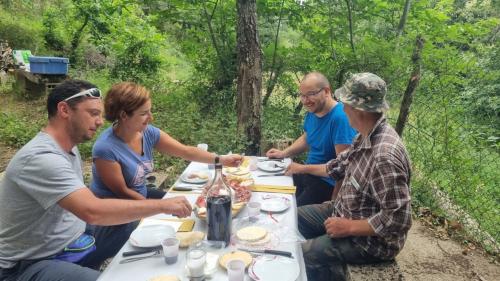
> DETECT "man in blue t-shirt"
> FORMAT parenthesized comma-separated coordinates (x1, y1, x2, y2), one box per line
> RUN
(266, 72, 357, 206)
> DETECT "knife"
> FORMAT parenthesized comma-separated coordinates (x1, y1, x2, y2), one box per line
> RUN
(258, 158, 284, 162)
(238, 248, 293, 258)
(258, 173, 286, 177)
(172, 186, 194, 191)
(122, 246, 162, 257)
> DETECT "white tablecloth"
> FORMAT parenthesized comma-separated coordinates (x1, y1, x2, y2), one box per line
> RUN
(98, 161, 307, 281)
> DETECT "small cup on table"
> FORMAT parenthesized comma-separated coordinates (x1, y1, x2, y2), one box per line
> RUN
(161, 237, 180, 265)
(187, 247, 207, 280)
(197, 143, 208, 151)
(248, 156, 258, 171)
(226, 259, 246, 281)
(247, 201, 261, 222)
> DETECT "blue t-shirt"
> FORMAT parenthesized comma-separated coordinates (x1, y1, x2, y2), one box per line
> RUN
(91, 125, 161, 198)
(304, 102, 357, 185)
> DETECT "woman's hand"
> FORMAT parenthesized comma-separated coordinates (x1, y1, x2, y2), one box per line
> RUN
(220, 154, 243, 167)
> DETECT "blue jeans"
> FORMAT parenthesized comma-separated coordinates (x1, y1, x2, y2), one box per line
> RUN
(0, 222, 135, 281)
(0, 260, 99, 281)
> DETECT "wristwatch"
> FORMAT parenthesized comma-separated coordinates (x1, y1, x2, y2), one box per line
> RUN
(214, 155, 220, 164)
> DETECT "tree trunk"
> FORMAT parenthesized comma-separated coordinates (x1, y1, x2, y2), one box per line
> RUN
(344, 0, 355, 55)
(263, 0, 285, 106)
(202, 1, 229, 85)
(236, 0, 263, 155)
(395, 35, 424, 137)
(70, 13, 89, 63)
(396, 0, 412, 37)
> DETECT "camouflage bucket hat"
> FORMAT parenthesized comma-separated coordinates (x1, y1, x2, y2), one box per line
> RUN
(334, 73, 389, 112)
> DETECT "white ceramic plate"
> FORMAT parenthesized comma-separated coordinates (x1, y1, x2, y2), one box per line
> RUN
(129, 225, 175, 248)
(257, 161, 286, 172)
(260, 197, 291, 213)
(181, 170, 210, 184)
(249, 256, 300, 281)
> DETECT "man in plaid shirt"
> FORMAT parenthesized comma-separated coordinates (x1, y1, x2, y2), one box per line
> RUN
(297, 73, 412, 281)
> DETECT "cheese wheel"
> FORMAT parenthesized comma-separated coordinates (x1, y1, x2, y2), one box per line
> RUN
(236, 226, 267, 242)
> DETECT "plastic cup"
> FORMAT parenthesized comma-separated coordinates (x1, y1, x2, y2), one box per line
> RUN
(247, 201, 261, 222)
(226, 259, 245, 281)
(187, 248, 206, 278)
(161, 237, 180, 264)
(197, 143, 208, 151)
(248, 156, 258, 171)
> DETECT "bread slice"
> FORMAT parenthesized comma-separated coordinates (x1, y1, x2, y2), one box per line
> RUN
(219, 250, 253, 269)
(245, 232, 271, 246)
(176, 231, 205, 248)
(236, 226, 267, 242)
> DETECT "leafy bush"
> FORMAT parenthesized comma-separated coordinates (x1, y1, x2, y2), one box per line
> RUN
(0, 9, 45, 52)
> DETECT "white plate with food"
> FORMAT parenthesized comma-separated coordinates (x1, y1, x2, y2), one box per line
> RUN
(181, 170, 210, 184)
(249, 255, 299, 281)
(129, 225, 176, 248)
(260, 196, 291, 213)
(257, 161, 286, 172)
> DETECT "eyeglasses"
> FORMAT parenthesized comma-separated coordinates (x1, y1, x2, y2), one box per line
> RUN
(298, 88, 324, 100)
(63, 88, 102, 102)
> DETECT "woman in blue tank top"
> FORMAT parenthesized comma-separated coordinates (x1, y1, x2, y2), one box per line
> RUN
(90, 82, 242, 200)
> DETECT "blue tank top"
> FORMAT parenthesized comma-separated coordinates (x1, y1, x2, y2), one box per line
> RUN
(90, 125, 161, 198)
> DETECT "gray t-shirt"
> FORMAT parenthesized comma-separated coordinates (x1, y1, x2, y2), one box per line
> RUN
(0, 132, 86, 268)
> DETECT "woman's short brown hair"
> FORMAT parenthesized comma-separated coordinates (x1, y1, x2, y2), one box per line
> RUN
(104, 82, 150, 122)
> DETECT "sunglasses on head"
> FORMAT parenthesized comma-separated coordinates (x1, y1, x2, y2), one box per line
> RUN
(63, 88, 102, 102)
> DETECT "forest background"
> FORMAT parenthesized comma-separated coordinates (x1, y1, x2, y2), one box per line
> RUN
(0, 0, 498, 255)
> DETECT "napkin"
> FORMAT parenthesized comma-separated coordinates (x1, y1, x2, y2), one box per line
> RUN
(251, 184, 296, 194)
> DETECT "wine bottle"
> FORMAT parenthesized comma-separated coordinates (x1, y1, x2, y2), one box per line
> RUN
(206, 163, 232, 246)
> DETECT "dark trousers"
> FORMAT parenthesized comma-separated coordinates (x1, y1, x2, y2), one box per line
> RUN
(298, 202, 384, 281)
(293, 174, 334, 207)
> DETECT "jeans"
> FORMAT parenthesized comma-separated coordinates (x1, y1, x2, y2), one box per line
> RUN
(293, 174, 334, 207)
(0, 221, 136, 281)
(298, 202, 384, 281)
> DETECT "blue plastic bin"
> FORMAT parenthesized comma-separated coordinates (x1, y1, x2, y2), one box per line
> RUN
(29, 56, 69, 75)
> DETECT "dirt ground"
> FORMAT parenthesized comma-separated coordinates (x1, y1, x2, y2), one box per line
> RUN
(399, 221, 499, 281)
(0, 143, 498, 280)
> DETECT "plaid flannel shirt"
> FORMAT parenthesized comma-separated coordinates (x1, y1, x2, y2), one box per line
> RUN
(326, 116, 412, 260)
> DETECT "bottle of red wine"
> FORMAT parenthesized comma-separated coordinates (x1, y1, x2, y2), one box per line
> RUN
(206, 163, 232, 246)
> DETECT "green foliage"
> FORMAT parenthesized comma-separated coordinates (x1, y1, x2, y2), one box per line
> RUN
(0, 8, 45, 52)
(0, 113, 40, 147)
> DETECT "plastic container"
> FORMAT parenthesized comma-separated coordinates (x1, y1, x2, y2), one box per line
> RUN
(29, 56, 69, 75)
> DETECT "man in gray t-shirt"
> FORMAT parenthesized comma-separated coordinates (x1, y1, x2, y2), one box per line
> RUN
(0, 132, 86, 269)
(0, 80, 192, 281)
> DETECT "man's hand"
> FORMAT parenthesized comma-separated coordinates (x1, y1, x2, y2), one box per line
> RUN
(163, 196, 192, 218)
(266, 148, 286, 159)
(324, 217, 352, 238)
(220, 154, 244, 167)
(285, 162, 304, 176)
